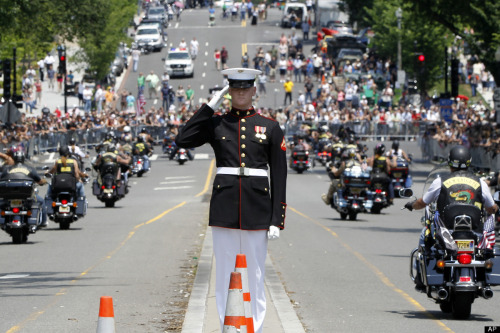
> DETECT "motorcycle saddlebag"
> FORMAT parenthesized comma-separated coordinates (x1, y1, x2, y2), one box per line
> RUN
(117, 183, 126, 197)
(92, 180, 101, 196)
(52, 174, 77, 194)
(0, 180, 34, 199)
(75, 197, 87, 216)
(486, 247, 500, 285)
(421, 252, 444, 286)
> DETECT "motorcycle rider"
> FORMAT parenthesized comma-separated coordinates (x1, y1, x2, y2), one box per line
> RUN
(405, 145, 499, 288)
(0, 149, 48, 227)
(133, 135, 152, 170)
(68, 137, 88, 169)
(366, 143, 395, 204)
(321, 147, 353, 205)
(46, 145, 87, 200)
(94, 143, 131, 186)
(387, 139, 411, 162)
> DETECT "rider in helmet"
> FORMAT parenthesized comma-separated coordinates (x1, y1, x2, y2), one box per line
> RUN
(0, 148, 48, 228)
(387, 139, 410, 162)
(68, 137, 88, 164)
(405, 145, 499, 289)
(367, 143, 396, 203)
(46, 145, 88, 199)
(321, 148, 359, 205)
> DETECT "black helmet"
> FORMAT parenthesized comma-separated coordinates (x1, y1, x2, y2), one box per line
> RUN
(69, 137, 76, 145)
(59, 145, 70, 157)
(374, 143, 386, 155)
(13, 150, 25, 164)
(448, 145, 471, 170)
(137, 135, 145, 143)
(106, 131, 116, 140)
(392, 140, 399, 151)
(141, 128, 148, 134)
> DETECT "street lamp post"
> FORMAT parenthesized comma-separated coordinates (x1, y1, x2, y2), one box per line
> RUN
(395, 7, 404, 89)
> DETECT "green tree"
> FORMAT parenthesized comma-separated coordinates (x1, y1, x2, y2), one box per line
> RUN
(405, 0, 500, 85)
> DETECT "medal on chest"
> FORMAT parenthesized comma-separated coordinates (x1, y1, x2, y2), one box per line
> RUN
(255, 126, 267, 140)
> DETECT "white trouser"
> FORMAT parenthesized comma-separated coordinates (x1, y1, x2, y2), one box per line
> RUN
(212, 227, 268, 333)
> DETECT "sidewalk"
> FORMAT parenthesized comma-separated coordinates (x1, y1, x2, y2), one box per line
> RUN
(21, 43, 128, 120)
(181, 227, 305, 333)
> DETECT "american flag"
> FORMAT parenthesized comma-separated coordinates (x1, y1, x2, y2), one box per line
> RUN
(137, 92, 146, 116)
(478, 214, 496, 250)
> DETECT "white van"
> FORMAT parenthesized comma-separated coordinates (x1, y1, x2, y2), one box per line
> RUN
(281, 2, 308, 28)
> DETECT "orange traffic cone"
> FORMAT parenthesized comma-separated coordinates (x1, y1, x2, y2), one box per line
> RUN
(96, 296, 115, 333)
(223, 272, 247, 333)
(235, 254, 254, 333)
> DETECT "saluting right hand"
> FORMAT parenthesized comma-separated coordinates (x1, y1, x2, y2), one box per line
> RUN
(207, 85, 229, 110)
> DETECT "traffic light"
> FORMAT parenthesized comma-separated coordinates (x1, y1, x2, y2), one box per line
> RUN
(451, 58, 459, 98)
(59, 50, 66, 75)
(2, 59, 12, 101)
(417, 54, 425, 62)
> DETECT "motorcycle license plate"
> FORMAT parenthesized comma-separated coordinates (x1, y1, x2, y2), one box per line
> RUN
(350, 187, 362, 195)
(104, 189, 113, 194)
(59, 206, 70, 213)
(10, 200, 23, 207)
(456, 240, 474, 253)
(393, 172, 402, 178)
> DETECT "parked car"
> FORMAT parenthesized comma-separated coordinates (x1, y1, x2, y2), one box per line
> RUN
(163, 48, 194, 78)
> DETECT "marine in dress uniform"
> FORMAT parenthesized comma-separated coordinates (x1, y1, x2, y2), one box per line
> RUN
(175, 68, 287, 333)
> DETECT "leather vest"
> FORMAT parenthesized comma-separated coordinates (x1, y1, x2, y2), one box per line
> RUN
(101, 152, 117, 164)
(373, 156, 387, 173)
(56, 158, 75, 176)
(436, 171, 483, 214)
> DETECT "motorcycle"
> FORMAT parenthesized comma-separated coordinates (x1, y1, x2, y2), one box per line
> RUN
(369, 170, 391, 214)
(314, 139, 332, 167)
(0, 179, 42, 243)
(175, 148, 188, 165)
(44, 172, 89, 230)
(289, 146, 311, 174)
(162, 132, 175, 156)
(403, 167, 500, 319)
(388, 156, 412, 197)
(332, 163, 372, 220)
(92, 162, 126, 208)
(132, 155, 149, 176)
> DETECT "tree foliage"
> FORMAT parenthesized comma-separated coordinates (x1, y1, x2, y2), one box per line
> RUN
(0, 0, 136, 81)
(341, 0, 500, 85)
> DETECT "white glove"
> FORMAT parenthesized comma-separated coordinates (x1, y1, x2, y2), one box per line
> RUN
(267, 225, 280, 240)
(207, 85, 229, 110)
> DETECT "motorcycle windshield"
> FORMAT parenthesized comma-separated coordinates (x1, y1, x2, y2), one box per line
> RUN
(422, 163, 450, 196)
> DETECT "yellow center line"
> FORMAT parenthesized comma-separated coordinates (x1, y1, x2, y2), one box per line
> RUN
(6, 200, 186, 332)
(288, 206, 454, 332)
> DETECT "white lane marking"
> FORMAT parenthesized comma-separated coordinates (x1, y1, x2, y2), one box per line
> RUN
(0, 274, 30, 279)
(200, 85, 204, 91)
(153, 99, 158, 105)
(194, 153, 209, 159)
(46, 152, 56, 164)
(154, 186, 192, 190)
(202, 72, 206, 78)
(203, 61, 207, 67)
(159, 180, 196, 184)
(164, 176, 194, 180)
(150, 154, 158, 161)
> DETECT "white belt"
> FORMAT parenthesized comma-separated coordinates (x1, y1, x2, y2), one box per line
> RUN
(216, 167, 268, 177)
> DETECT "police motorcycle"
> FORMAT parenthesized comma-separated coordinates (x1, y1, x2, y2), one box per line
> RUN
(331, 149, 372, 220)
(162, 131, 175, 156)
(92, 144, 127, 208)
(403, 166, 500, 319)
(0, 151, 45, 243)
